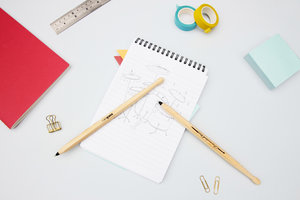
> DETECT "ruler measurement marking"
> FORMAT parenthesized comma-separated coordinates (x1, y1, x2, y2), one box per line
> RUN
(50, 0, 110, 34)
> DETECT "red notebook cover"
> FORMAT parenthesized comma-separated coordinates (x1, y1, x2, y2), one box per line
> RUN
(0, 8, 69, 129)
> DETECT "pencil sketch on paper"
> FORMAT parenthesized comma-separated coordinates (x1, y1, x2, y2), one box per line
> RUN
(146, 65, 169, 78)
(117, 65, 188, 136)
(118, 70, 141, 122)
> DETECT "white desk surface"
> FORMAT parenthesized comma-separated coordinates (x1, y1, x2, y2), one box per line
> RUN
(1, 0, 300, 199)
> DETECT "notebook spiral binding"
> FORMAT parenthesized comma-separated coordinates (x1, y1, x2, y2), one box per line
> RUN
(134, 38, 206, 73)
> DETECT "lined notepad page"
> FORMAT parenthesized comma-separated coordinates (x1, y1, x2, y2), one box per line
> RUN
(80, 38, 208, 183)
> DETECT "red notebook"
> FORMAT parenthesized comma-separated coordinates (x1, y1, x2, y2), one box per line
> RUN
(0, 8, 69, 129)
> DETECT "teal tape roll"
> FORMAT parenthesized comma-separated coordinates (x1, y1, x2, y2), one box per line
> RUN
(175, 5, 197, 31)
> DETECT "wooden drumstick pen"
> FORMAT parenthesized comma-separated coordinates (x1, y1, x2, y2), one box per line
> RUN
(158, 101, 261, 185)
(54, 77, 164, 156)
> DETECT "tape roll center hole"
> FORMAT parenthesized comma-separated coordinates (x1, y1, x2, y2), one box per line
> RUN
(178, 8, 195, 25)
(201, 6, 217, 24)
(202, 13, 211, 23)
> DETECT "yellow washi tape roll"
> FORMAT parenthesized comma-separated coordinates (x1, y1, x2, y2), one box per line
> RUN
(194, 4, 219, 33)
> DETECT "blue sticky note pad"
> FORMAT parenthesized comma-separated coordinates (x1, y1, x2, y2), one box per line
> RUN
(245, 35, 300, 89)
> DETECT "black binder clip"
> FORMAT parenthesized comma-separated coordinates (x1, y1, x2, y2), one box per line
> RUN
(46, 115, 62, 133)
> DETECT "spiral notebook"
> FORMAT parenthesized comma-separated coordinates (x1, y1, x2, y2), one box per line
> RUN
(80, 38, 208, 183)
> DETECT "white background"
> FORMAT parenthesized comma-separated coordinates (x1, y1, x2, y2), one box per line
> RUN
(0, 0, 300, 199)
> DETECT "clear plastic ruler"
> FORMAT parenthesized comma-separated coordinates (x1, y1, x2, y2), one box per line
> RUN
(50, 0, 111, 34)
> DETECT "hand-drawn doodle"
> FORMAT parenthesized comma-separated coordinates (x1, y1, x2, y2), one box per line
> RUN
(116, 66, 189, 136)
(169, 89, 185, 107)
(146, 65, 169, 75)
(146, 65, 169, 80)
(118, 70, 140, 122)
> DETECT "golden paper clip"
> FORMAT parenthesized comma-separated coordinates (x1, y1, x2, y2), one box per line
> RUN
(199, 175, 210, 193)
(213, 176, 220, 195)
(46, 115, 62, 133)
